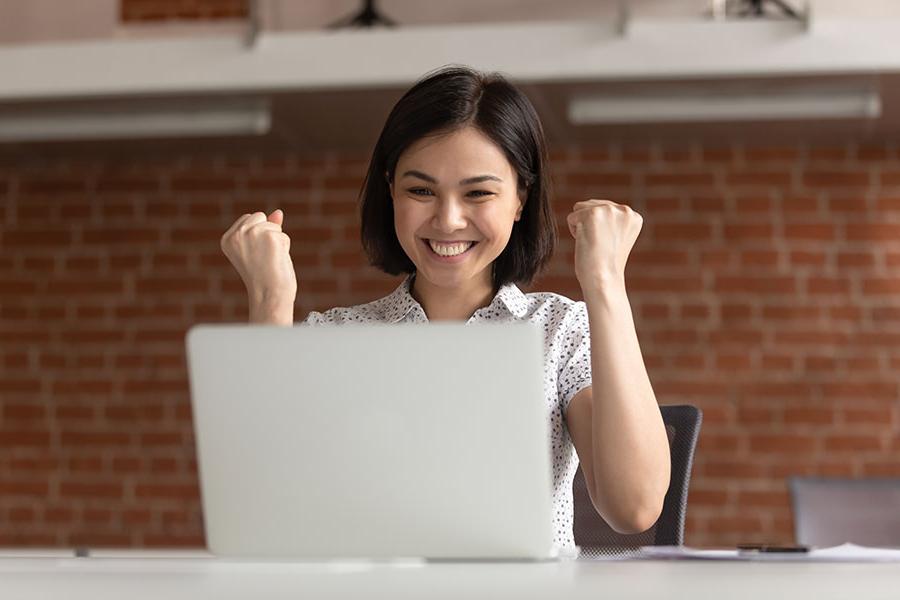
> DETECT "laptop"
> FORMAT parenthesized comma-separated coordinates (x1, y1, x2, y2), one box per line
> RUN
(185, 322, 556, 560)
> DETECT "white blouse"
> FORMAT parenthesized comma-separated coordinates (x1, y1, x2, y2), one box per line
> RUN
(301, 275, 593, 551)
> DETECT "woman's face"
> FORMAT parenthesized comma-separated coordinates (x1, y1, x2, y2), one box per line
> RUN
(390, 126, 523, 291)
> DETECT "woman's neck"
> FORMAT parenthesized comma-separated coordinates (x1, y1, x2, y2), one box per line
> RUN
(410, 273, 495, 321)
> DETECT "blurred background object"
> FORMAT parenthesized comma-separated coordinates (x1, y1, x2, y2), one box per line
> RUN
(1, 0, 900, 550)
(790, 477, 900, 547)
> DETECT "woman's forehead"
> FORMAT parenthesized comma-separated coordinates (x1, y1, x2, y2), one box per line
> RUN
(397, 128, 514, 180)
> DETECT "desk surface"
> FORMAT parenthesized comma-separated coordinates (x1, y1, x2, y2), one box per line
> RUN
(1, 554, 899, 600)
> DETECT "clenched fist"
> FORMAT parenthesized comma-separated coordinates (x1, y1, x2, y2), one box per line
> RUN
(566, 199, 643, 293)
(221, 209, 297, 320)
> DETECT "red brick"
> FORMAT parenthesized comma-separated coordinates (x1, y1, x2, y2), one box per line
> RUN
(723, 224, 773, 241)
(2, 404, 46, 419)
(0, 481, 50, 496)
(695, 248, 730, 268)
(60, 431, 130, 446)
(0, 430, 49, 446)
(19, 176, 87, 194)
(82, 227, 159, 244)
(59, 481, 123, 499)
(807, 277, 851, 295)
(783, 408, 833, 425)
(750, 434, 817, 454)
(740, 251, 779, 266)
(170, 175, 235, 192)
(783, 224, 836, 241)
(846, 223, 900, 241)
(736, 490, 790, 508)
(714, 277, 795, 294)
(821, 382, 897, 400)
(566, 172, 633, 187)
(645, 172, 715, 186)
(726, 171, 793, 187)
(135, 483, 200, 500)
(707, 516, 764, 535)
(774, 331, 849, 345)
(3, 229, 73, 247)
(689, 489, 729, 506)
(863, 278, 900, 294)
(688, 196, 725, 212)
(804, 171, 870, 187)
(862, 462, 900, 476)
(823, 435, 882, 452)
(843, 407, 893, 424)
(789, 251, 826, 266)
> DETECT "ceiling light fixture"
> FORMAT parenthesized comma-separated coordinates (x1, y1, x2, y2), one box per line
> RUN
(568, 86, 880, 124)
(0, 98, 270, 143)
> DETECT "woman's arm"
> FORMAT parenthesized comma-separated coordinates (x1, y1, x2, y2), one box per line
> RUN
(564, 199, 670, 534)
(249, 294, 295, 325)
(566, 283, 670, 534)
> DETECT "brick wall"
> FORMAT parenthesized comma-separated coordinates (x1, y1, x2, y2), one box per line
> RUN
(121, 0, 247, 22)
(1, 141, 899, 548)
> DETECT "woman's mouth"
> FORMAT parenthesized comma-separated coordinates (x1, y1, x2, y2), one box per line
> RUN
(423, 239, 479, 260)
(427, 239, 475, 256)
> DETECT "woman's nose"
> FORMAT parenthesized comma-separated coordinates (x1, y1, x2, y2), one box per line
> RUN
(432, 197, 467, 232)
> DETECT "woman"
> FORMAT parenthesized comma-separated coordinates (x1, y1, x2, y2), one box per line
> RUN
(220, 66, 670, 553)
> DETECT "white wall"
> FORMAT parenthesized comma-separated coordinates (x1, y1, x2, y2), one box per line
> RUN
(3, 0, 900, 46)
(0, 0, 117, 45)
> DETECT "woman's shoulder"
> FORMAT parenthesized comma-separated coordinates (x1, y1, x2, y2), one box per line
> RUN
(519, 288, 586, 319)
(300, 295, 394, 325)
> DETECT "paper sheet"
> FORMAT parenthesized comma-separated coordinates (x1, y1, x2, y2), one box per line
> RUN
(634, 543, 900, 562)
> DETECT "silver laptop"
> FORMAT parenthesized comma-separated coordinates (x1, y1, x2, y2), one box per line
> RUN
(186, 322, 555, 560)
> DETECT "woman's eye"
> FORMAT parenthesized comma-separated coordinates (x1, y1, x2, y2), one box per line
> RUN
(467, 190, 494, 198)
(408, 187, 433, 196)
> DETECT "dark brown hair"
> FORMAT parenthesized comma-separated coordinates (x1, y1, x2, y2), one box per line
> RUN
(359, 65, 556, 290)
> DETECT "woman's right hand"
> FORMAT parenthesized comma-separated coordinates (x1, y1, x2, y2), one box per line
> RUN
(221, 209, 298, 317)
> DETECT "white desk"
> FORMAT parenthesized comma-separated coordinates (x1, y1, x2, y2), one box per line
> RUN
(1, 555, 899, 600)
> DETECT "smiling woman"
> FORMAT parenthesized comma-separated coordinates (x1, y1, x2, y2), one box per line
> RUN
(387, 128, 528, 315)
(219, 65, 671, 553)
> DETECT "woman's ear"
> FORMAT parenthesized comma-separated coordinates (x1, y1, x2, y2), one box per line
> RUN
(515, 195, 525, 221)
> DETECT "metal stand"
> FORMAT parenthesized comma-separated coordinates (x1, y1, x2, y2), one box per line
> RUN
(328, 0, 397, 29)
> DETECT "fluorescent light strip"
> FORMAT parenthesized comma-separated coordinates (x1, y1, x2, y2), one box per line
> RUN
(0, 100, 270, 142)
(568, 88, 881, 124)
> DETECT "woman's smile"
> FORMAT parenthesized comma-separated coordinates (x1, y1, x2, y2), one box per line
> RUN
(422, 238, 479, 262)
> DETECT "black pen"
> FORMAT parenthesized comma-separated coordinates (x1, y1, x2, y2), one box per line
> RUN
(737, 544, 810, 553)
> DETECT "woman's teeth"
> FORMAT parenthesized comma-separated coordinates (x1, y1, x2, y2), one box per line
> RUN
(428, 240, 475, 257)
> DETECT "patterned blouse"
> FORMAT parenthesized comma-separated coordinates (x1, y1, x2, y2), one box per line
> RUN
(301, 275, 593, 551)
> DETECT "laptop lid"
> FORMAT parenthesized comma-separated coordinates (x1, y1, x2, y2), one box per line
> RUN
(186, 322, 554, 560)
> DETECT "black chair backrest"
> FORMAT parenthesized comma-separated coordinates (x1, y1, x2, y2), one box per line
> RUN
(573, 404, 702, 555)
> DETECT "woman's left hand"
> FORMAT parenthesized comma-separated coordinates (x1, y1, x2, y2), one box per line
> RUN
(566, 199, 643, 293)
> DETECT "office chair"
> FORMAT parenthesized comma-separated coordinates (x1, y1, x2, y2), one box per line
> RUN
(789, 477, 900, 547)
(572, 404, 702, 556)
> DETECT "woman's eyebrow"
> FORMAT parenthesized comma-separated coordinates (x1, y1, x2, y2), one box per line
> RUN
(400, 170, 502, 185)
(460, 175, 503, 185)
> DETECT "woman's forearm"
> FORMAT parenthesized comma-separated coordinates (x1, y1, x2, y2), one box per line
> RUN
(248, 293, 294, 326)
(583, 281, 671, 532)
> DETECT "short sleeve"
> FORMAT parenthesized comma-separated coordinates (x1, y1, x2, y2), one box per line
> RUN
(556, 301, 592, 414)
(298, 310, 331, 325)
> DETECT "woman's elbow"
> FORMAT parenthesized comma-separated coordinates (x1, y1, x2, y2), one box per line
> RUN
(594, 485, 667, 535)
(620, 501, 665, 534)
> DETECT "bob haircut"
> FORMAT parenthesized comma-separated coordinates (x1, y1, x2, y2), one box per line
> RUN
(359, 65, 557, 290)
